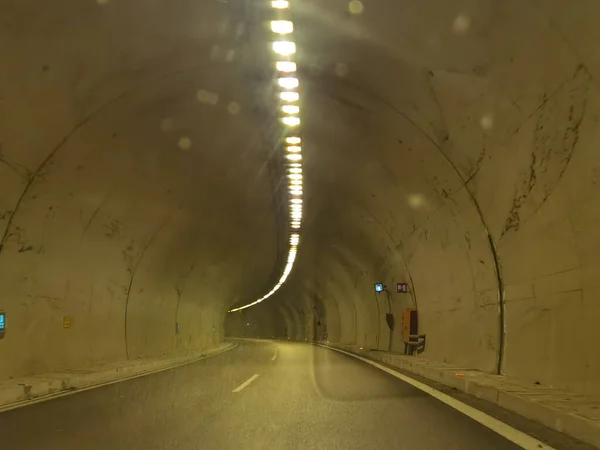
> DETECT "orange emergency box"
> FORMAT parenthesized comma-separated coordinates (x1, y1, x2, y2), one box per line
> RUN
(402, 308, 418, 342)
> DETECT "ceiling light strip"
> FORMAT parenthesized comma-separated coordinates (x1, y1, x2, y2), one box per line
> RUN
(229, 6, 304, 313)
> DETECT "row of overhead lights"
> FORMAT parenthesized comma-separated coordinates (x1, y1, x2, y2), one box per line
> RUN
(229, 0, 303, 313)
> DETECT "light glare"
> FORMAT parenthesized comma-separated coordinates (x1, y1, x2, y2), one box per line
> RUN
(273, 41, 296, 56)
(282, 105, 300, 114)
(282, 117, 300, 126)
(280, 92, 300, 102)
(276, 62, 297, 73)
(278, 77, 299, 89)
(271, 20, 294, 34)
(271, 0, 289, 9)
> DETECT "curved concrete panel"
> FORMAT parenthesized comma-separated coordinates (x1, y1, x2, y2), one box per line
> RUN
(1, 0, 600, 401)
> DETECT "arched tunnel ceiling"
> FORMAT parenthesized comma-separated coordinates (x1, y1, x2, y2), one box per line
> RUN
(1, 0, 600, 399)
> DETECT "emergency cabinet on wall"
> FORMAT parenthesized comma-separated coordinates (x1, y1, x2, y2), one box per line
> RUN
(402, 308, 418, 341)
(402, 308, 426, 355)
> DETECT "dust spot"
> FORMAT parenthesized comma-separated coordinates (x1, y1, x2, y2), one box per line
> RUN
(480, 114, 494, 130)
(225, 49, 236, 62)
(196, 89, 219, 105)
(335, 63, 349, 77)
(210, 45, 221, 60)
(348, 0, 364, 15)
(178, 137, 192, 151)
(452, 14, 470, 34)
(227, 102, 242, 115)
(407, 193, 425, 209)
(160, 118, 174, 132)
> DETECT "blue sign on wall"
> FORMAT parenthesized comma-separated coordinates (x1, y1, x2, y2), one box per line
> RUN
(0, 312, 5, 339)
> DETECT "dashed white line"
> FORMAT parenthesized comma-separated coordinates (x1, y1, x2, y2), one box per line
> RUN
(232, 374, 260, 393)
(271, 350, 278, 361)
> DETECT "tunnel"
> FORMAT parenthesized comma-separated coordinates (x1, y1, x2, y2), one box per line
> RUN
(1, 1, 600, 446)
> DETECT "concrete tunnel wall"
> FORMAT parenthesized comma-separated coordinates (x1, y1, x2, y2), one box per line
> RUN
(232, 0, 600, 399)
(1, 0, 600, 400)
(0, 0, 285, 377)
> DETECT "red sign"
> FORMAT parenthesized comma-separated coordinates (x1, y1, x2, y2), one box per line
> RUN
(397, 283, 408, 293)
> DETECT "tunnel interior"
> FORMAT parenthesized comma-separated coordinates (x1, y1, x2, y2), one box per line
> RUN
(1, 0, 600, 400)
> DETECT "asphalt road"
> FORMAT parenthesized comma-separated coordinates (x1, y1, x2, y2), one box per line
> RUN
(0, 341, 526, 449)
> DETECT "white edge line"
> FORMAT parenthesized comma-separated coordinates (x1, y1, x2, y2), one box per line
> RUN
(0, 343, 238, 414)
(232, 374, 260, 393)
(318, 344, 556, 450)
(271, 350, 278, 361)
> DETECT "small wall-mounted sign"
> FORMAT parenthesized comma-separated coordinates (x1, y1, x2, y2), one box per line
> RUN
(375, 283, 384, 293)
(63, 316, 71, 329)
(397, 283, 409, 293)
(0, 311, 5, 339)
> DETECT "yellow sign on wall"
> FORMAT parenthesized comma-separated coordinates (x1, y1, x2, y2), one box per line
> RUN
(63, 316, 71, 329)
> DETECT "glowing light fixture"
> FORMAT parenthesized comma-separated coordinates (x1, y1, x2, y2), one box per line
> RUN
(280, 92, 300, 102)
(227, 5, 305, 314)
(278, 77, 299, 89)
(282, 105, 300, 114)
(271, 20, 294, 34)
(271, 0, 289, 9)
(282, 117, 300, 126)
(276, 61, 297, 73)
(273, 41, 296, 56)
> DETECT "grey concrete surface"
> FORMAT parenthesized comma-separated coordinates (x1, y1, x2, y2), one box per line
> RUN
(1, 0, 600, 442)
(321, 342, 600, 448)
(0, 340, 543, 449)
(0, 342, 235, 411)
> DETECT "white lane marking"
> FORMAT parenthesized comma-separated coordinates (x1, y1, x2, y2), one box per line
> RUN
(320, 345, 555, 450)
(232, 374, 260, 393)
(271, 350, 278, 361)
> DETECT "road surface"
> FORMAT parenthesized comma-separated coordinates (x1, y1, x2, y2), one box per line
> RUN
(0, 340, 536, 449)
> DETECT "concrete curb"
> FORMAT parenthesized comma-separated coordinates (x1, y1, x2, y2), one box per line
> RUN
(319, 342, 600, 448)
(0, 342, 237, 413)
